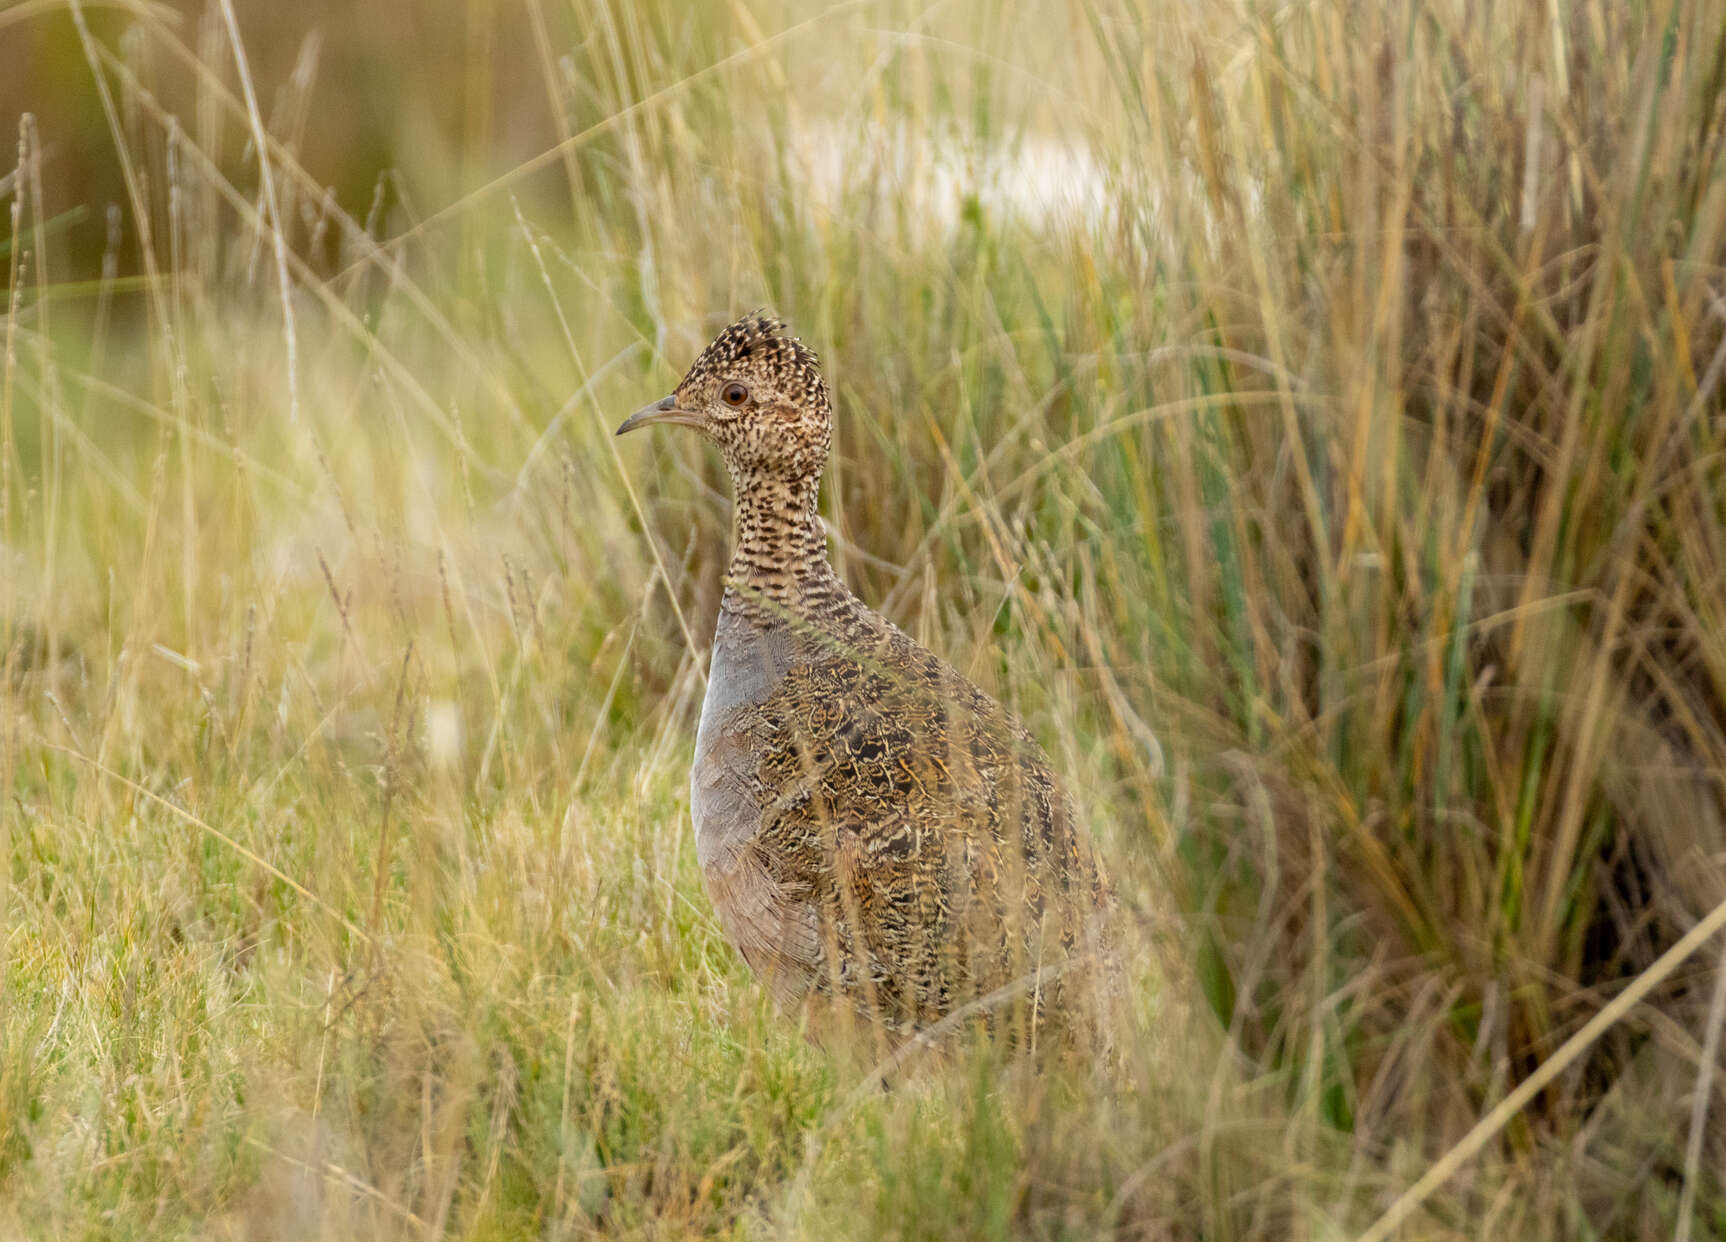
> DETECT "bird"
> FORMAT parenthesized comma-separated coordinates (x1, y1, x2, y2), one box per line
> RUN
(618, 313, 1108, 1047)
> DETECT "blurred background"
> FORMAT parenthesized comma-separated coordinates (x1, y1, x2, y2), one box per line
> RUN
(5, 0, 562, 278)
(5, 1, 1726, 1238)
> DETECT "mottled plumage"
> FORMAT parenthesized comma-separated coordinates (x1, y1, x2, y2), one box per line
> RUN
(618, 314, 1106, 1040)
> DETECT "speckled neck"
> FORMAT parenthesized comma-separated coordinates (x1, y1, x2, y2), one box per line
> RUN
(723, 468, 850, 627)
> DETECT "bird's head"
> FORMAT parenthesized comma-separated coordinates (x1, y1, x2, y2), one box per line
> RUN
(617, 313, 832, 483)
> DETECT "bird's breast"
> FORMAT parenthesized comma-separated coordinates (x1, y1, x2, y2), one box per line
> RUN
(691, 606, 797, 871)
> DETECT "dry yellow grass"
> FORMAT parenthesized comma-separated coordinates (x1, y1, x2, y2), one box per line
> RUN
(4, 0, 1726, 1237)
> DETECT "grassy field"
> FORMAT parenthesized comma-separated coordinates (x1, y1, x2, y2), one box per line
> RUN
(5, 0, 1726, 1237)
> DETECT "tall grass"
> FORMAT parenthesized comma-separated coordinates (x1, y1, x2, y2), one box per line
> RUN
(4, 0, 1726, 1237)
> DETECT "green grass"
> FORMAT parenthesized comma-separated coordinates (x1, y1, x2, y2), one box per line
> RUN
(5, 0, 1726, 1236)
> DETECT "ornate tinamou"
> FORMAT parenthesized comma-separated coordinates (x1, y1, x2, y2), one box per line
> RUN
(619, 314, 1108, 1044)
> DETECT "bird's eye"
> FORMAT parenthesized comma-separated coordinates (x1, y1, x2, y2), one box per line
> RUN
(721, 382, 750, 407)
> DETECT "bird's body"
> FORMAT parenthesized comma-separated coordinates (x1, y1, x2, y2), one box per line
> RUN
(620, 314, 1106, 1040)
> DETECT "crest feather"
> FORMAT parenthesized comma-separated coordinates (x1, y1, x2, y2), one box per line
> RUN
(679, 313, 826, 409)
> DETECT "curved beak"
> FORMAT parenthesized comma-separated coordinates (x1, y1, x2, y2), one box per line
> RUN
(615, 394, 705, 436)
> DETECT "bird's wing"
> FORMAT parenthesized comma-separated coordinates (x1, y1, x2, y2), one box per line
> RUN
(741, 625, 1093, 1029)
